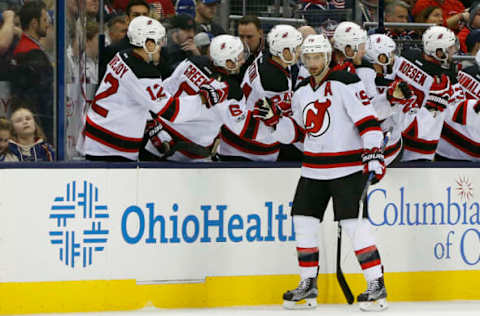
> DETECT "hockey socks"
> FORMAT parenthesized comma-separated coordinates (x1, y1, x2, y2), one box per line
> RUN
(293, 215, 320, 280)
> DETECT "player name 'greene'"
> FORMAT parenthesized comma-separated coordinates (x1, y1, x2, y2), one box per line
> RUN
(184, 64, 212, 88)
(398, 60, 428, 86)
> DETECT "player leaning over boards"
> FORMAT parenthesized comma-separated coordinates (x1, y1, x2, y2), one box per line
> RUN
(80, 16, 224, 162)
(254, 34, 388, 312)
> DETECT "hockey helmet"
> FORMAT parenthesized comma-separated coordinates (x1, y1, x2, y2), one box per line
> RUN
(301, 34, 332, 74)
(365, 34, 396, 66)
(423, 26, 458, 66)
(128, 16, 166, 56)
(332, 21, 367, 58)
(210, 34, 245, 72)
(267, 24, 303, 65)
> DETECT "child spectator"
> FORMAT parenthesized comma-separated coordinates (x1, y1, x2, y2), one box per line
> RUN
(0, 117, 18, 162)
(8, 107, 55, 161)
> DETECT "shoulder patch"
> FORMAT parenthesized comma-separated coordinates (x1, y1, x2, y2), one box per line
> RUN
(258, 59, 289, 92)
(326, 70, 361, 84)
(121, 50, 162, 79)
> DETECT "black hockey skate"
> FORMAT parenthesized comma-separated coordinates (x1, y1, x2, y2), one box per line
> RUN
(357, 276, 388, 312)
(282, 277, 318, 309)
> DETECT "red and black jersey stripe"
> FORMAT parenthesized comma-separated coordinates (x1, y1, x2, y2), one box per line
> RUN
(85, 116, 142, 153)
(452, 101, 468, 125)
(402, 134, 438, 154)
(355, 245, 381, 270)
(297, 247, 319, 267)
(355, 115, 382, 136)
(302, 149, 363, 169)
(384, 138, 402, 158)
(157, 97, 180, 122)
(220, 126, 280, 155)
(240, 111, 260, 139)
(160, 122, 214, 159)
(441, 122, 480, 158)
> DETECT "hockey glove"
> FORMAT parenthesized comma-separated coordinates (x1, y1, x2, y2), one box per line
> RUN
(424, 75, 452, 112)
(199, 81, 228, 108)
(362, 147, 386, 184)
(146, 111, 170, 154)
(386, 78, 412, 106)
(253, 98, 280, 127)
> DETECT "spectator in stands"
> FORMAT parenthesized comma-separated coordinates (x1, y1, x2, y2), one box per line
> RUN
(411, 0, 467, 31)
(176, 0, 196, 17)
(87, 0, 100, 20)
(107, 15, 128, 45)
(300, 0, 349, 26)
(462, 29, 480, 67)
(193, 32, 211, 56)
(100, 0, 150, 78)
(8, 107, 55, 161)
(459, 2, 480, 53)
(195, 0, 226, 36)
(0, 10, 21, 56)
(384, 0, 417, 38)
(149, 0, 175, 20)
(165, 14, 200, 68)
(86, 20, 100, 85)
(414, 6, 444, 25)
(237, 15, 264, 76)
(0, 117, 18, 162)
(12, 1, 54, 144)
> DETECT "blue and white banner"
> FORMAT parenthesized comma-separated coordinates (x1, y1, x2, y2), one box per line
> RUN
(0, 168, 479, 283)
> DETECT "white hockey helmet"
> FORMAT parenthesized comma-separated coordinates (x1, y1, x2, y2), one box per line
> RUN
(267, 24, 303, 65)
(301, 34, 332, 75)
(210, 34, 245, 72)
(128, 16, 166, 55)
(332, 21, 367, 57)
(423, 26, 457, 65)
(365, 34, 396, 66)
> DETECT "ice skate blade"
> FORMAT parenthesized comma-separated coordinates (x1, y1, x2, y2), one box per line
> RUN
(283, 298, 317, 310)
(359, 298, 388, 312)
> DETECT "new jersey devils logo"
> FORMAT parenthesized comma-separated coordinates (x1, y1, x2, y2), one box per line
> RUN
(303, 99, 332, 137)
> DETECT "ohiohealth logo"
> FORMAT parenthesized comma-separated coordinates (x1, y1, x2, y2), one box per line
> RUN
(48, 180, 109, 268)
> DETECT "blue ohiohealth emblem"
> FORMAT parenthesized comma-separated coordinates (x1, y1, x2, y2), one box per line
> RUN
(48, 180, 109, 268)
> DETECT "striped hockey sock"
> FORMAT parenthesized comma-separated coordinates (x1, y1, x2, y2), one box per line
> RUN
(297, 247, 319, 280)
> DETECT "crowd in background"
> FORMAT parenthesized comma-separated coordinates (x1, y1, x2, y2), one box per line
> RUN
(0, 0, 479, 162)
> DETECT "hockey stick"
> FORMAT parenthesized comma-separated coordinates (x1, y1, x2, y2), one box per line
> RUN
(336, 223, 355, 304)
(336, 130, 391, 305)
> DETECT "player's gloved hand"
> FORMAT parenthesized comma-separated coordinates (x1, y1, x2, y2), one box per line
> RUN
(147, 111, 170, 154)
(386, 78, 412, 106)
(199, 81, 228, 108)
(424, 74, 452, 112)
(361, 147, 386, 184)
(253, 98, 280, 127)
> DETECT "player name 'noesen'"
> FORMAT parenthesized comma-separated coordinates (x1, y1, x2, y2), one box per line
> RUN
(398, 60, 427, 86)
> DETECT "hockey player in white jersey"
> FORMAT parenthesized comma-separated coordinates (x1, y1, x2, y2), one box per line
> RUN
(256, 34, 388, 311)
(437, 50, 480, 161)
(82, 16, 223, 161)
(359, 34, 411, 165)
(217, 24, 303, 161)
(331, 21, 367, 73)
(392, 26, 459, 161)
(145, 35, 277, 162)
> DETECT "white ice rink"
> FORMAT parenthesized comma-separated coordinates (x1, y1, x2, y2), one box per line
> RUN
(32, 301, 480, 316)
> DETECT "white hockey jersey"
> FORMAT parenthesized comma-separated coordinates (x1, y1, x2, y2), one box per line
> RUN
(272, 71, 383, 180)
(355, 61, 403, 165)
(457, 64, 480, 100)
(217, 55, 295, 161)
(437, 99, 480, 161)
(83, 50, 204, 161)
(147, 56, 265, 162)
(392, 51, 456, 161)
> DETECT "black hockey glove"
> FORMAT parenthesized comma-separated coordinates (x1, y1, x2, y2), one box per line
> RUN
(362, 147, 386, 184)
(252, 98, 280, 127)
(386, 78, 412, 106)
(199, 81, 228, 108)
(146, 111, 170, 154)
